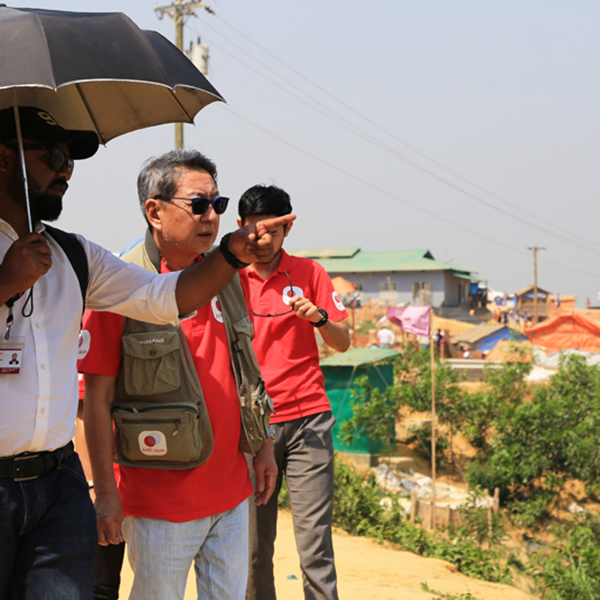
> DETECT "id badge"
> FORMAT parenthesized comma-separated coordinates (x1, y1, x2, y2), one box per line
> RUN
(0, 337, 24, 374)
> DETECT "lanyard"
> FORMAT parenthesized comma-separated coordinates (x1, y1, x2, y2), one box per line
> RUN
(4, 288, 33, 340)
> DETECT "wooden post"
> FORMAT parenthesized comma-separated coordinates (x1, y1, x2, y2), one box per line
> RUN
(429, 307, 436, 530)
(350, 297, 356, 347)
(410, 491, 417, 524)
(528, 245, 545, 324)
(444, 505, 451, 528)
(493, 487, 500, 513)
(155, 1, 215, 150)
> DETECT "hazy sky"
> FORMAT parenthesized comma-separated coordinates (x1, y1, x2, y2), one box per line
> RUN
(8, 1, 600, 306)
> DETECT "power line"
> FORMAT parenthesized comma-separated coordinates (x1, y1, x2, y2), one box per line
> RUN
(225, 106, 600, 282)
(194, 15, 600, 257)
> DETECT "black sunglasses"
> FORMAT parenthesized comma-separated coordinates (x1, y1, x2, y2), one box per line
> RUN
(5, 143, 74, 174)
(154, 195, 229, 215)
(252, 272, 296, 318)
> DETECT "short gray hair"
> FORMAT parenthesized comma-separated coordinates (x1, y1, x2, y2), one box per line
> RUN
(137, 149, 218, 223)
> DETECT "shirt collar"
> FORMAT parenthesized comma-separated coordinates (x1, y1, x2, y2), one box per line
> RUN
(275, 248, 291, 273)
(0, 216, 44, 239)
(246, 248, 291, 281)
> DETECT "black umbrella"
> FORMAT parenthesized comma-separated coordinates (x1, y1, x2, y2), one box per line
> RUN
(0, 6, 225, 143)
(0, 6, 225, 229)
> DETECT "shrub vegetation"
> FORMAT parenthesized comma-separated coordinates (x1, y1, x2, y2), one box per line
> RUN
(334, 348, 600, 598)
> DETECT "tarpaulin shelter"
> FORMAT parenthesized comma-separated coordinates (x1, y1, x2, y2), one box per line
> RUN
(451, 323, 525, 353)
(526, 312, 600, 354)
(321, 347, 400, 456)
(331, 276, 356, 295)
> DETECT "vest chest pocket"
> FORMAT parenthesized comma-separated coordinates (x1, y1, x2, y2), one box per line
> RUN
(121, 330, 181, 396)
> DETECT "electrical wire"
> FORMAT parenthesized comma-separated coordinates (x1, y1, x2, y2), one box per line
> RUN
(193, 15, 600, 256)
(186, 14, 600, 286)
(225, 107, 600, 281)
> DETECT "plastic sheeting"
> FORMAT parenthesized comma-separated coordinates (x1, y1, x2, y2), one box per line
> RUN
(526, 313, 600, 354)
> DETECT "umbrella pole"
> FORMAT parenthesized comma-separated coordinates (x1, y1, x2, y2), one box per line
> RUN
(12, 94, 33, 232)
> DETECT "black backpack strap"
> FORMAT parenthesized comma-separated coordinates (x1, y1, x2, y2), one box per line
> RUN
(144, 228, 162, 273)
(44, 224, 89, 312)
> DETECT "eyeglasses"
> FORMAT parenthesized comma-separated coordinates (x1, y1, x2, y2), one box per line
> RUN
(154, 195, 229, 215)
(252, 272, 296, 318)
(5, 143, 74, 174)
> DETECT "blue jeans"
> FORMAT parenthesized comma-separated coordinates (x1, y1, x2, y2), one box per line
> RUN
(0, 452, 98, 600)
(123, 499, 249, 600)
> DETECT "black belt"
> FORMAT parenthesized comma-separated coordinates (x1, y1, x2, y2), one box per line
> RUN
(0, 441, 74, 481)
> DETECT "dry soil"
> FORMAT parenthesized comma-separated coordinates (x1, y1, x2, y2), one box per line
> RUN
(118, 509, 536, 600)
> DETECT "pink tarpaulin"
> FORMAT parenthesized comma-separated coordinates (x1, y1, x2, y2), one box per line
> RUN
(387, 306, 431, 337)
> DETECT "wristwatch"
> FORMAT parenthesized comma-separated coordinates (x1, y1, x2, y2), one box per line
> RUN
(219, 232, 250, 269)
(311, 307, 328, 328)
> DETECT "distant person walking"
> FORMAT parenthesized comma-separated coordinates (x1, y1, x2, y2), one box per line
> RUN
(377, 325, 396, 348)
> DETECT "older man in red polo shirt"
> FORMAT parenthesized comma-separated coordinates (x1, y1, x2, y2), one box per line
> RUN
(78, 151, 282, 600)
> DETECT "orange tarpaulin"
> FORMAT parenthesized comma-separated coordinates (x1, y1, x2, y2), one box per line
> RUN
(526, 313, 600, 354)
(331, 276, 356, 295)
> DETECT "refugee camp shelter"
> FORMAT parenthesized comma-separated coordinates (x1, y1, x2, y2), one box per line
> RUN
(525, 312, 600, 354)
(514, 285, 551, 321)
(321, 347, 400, 462)
(547, 294, 577, 317)
(292, 248, 482, 310)
(450, 322, 524, 355)
(485, 340, 532, 362)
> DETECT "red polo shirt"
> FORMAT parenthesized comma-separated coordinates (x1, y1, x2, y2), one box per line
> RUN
(245, 250, 348, 423)
(77, 258, 253, 523)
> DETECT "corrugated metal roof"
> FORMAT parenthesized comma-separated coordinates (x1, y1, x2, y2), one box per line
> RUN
(320, 347, 401, 367)
(454, 273, 487, 282)
(292, 248, 360, 259)
(290, 248, 473, 275)
(514, 285, 551, 297)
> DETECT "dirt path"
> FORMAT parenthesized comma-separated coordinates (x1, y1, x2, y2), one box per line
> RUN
(119, 509, 536, 600)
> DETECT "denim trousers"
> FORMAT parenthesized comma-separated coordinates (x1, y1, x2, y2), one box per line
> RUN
(122, 499, 249, 600)
(0, 452, 98, 600)
(246, 411, 338, 600)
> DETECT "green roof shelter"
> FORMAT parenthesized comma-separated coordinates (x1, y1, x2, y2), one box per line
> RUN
(320, 347, 400, 457)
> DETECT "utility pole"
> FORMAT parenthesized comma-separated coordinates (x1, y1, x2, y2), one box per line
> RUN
(155, 0, 214, 149)
(528, 246, 545, 324)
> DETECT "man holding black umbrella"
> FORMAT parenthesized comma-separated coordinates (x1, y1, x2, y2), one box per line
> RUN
(0, 107, 293, 600)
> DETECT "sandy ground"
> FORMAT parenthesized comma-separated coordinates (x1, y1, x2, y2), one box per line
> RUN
(118, 509, 536, 600)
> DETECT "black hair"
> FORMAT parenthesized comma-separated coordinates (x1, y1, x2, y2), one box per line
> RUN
(238, 184, 292, 222)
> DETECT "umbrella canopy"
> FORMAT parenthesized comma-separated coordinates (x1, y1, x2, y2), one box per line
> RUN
(0, 6, 225, 144)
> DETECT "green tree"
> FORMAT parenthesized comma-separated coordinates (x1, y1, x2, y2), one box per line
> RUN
(339, 348, 465, 461)
(467, 355, 600, 524)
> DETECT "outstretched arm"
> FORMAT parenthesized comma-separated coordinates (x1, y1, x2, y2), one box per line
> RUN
(175, 214, 295, 316)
